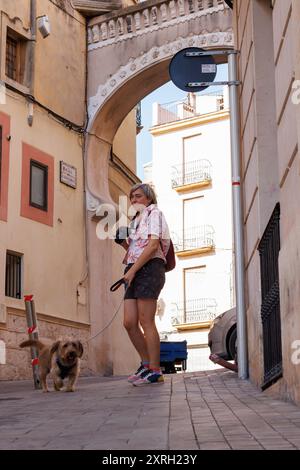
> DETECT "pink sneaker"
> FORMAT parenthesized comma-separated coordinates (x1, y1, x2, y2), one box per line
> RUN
(128, 364, 149, 383)
(133, 369, 164, 386)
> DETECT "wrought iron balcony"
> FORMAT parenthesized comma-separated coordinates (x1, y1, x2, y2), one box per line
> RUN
(171, 159, 212, 189)
(171, 298, 218, 325)
(156, 91, 225, 126)
(172, 225, 215, 253)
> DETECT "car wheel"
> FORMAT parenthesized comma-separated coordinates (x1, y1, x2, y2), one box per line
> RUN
(227, 327, 237, 360)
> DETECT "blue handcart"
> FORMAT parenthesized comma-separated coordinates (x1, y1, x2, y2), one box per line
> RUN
(160, 340, 187, 374)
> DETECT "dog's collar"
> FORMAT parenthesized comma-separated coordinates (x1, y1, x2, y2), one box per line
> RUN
(56, 357, 75, 379)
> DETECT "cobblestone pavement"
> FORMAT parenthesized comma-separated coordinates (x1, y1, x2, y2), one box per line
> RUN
(1, 368, 300, 450)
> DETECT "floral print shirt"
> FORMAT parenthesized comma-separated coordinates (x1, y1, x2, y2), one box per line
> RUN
(123, 204, 170, 265)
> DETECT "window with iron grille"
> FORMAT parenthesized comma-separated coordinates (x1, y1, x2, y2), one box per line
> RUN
(30, 160, 48, 211)
(258, 203, 283, 390)
(6, 35, 17, 80)
(5, 29, 27, 84)
(5, 252, 22, 299)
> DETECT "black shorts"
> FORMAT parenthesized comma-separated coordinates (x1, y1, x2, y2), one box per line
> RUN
(124, 258, 166, 300)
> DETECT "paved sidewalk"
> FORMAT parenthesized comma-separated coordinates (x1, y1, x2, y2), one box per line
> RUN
(1, 368, 300, 450)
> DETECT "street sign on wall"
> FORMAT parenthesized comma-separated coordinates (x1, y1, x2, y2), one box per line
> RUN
(60, 161, 77, 189)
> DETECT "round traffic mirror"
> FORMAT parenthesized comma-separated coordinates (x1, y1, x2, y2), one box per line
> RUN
(169, 47, 217, 92)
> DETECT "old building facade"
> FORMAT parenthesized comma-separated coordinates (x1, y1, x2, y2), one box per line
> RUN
(84, 0, 233, 375)
(145, 89, 233, 372)
(0, 0, 139, 379)
(234, 0, 300, 403)
(1, 0, 239, 381)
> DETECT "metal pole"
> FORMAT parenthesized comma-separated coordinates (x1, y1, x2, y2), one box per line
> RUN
(228, 52, 248, 379)
(24, 295, 41, 389)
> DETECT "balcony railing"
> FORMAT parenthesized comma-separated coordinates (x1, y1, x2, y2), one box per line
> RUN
(171, 298, 218, 325)
(172, 225, 215, 253)
(88, 1, 229, 46)
(156, 91, 225, 126)
(171, 159, 212, 188)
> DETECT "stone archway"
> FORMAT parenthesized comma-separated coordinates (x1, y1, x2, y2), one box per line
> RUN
(85, 0, 234, 374)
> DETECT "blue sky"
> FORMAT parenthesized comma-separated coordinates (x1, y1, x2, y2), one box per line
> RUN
(136, 63, 228, 180)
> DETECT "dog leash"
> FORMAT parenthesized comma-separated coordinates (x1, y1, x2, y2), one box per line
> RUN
(109, 277, 126, 292)
(87, 278, 128, 342)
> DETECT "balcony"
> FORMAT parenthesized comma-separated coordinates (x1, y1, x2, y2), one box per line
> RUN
(171, 159, 212, 192)
(171, 298, 218, 329)
(72, 1, 123, 17)
(172, 225, 215, 257)
(155, 91, 226, 127)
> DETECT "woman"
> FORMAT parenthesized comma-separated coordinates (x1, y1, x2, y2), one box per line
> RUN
(118, 183, 170, 386)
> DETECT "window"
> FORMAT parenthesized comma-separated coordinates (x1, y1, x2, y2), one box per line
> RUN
(21, 143, 54, 226)
(183, 196, 205, 250)
(258, 203, 282, 390)
(183, 133, 202, 162)
(184, 266, 206, 303)
(183, 196, 204, 230)
(5, 28, 27, 85)
(6, 35, 17, 80)
(183, 266, 217, 323)
(5, 252, 22, 299)
(180, 134, 207, 186)
(30, 160, 48, 211)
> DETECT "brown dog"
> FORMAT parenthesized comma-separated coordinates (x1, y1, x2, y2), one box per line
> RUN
(19, 339, 83, 392)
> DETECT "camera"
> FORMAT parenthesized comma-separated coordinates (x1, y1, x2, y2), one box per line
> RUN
(114, 226, 134, 245)
(115, 227, 129, 245)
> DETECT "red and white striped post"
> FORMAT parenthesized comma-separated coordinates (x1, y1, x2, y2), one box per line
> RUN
(24, 295, 41, 389)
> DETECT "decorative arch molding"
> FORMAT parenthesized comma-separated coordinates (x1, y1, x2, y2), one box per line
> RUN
(86, 30, 233, 211)
(88, 1, 230, 51)
(88, 30, 234, 127)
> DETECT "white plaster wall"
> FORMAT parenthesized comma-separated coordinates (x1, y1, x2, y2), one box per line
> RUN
(149, 97, 233, 371)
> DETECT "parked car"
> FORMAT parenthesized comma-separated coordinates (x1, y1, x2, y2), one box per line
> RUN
(208, 307, 237, 360)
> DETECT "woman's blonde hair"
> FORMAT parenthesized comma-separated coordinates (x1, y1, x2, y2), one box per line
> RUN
(129, 183, 157, 205)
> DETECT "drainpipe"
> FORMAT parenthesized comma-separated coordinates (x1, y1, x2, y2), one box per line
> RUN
(228, 52, 248, 379)
(28, 0, 36, 124)
(81, 13, 89, 292)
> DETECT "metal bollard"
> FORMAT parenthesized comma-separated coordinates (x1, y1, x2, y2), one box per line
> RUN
(24, 295, 41, 389)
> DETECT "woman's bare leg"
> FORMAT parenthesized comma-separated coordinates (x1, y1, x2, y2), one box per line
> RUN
(123, 299, 149, 361)
(137, 299, 160, 369)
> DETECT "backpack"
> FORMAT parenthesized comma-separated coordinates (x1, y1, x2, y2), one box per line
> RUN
(147, 207, 176, 272)
(164, 239, 176, 272)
